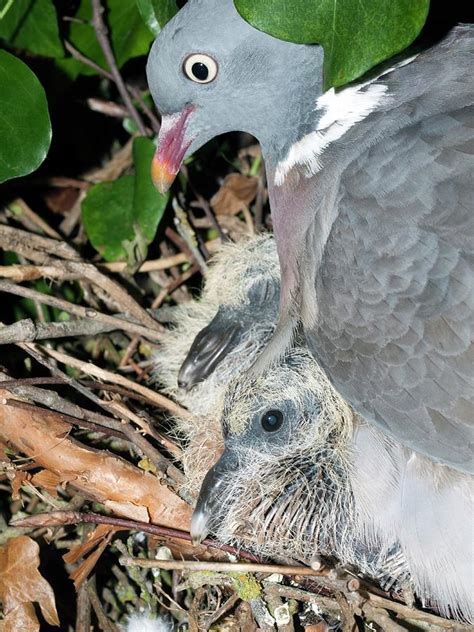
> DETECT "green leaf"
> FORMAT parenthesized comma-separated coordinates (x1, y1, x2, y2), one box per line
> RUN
(82, 137, 169, 262)
(234, 0, 430, 89)
(0, 50, 52, 184)
(132, 136, 168, 242)
(62, 0, 154, 78)
(0, 0, 63, 58)
(136, 0, 178, 36)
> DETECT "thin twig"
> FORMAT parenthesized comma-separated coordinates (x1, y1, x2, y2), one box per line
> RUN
(121, 558, 321, 576)
(90, 0, 147, 135)
(24, 343, 190, 420)
(0, 281, 163, 342)
(10, 511, 262, 563)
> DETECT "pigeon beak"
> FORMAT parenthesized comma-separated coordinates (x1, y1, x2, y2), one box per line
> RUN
(151, 106, 195, 194)
(178, 309, 241, 390)
(191, 450, 237, 545)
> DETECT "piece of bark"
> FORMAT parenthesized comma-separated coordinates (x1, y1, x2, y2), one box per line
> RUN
(0, 394, 191, 528)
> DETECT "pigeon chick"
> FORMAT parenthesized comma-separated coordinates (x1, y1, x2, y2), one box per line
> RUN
(190, 346, 474, 622)
(147, 0, 474, 472)
(155, 234, 279, 496)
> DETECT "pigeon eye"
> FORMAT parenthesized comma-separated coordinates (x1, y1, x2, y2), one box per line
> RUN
(261, 409, 284, 432)
(183, 54, 218, 84)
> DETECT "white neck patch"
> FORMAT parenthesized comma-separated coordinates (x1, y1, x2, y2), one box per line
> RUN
(274, 81, 388, 186)
(274, 55, 419, 187)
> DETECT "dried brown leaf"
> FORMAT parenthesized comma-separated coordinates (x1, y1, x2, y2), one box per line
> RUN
(44, 187, 80, 215)
(0, 536, 60, 629)
(211, 174, 258, 216)
(66, 525, 118, 589)
(10, 470, 29, 500)
(63, 524, 117, 565)
(4, 602, 38, 632)
(31, 469, 63, 497)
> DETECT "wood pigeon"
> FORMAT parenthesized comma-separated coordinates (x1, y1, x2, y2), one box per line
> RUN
(155, 234, 473, 622)
(146, 1, 474, 472)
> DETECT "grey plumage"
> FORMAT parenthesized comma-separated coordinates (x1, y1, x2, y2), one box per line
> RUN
(155, 235, 474, 622)
(147, 1, 474, 472)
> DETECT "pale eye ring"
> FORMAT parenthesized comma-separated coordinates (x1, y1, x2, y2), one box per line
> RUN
(183, 53, 218, 84)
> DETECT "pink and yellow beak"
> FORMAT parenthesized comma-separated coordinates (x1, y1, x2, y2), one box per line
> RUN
(151, 106, 194, 194)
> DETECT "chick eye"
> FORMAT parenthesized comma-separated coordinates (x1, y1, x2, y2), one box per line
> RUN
(261, 409, 284, 432)
(183, 54, 218, 84)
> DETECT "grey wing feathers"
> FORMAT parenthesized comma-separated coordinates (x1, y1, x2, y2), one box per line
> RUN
(312, 30, 474, 471)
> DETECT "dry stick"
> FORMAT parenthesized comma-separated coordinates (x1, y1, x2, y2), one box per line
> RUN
(47, 177, 90, 190)
(151, 263, 200, 310)
(64, 261, 162, 331)
(4, 397, 127, 442)
(362, 603, 406, 632)
(0, 223, 80, 261)
(15, 343, 185, 481)
(64, 41, 159, 133)
(173, 202, 209, 274)
(102, 253, 189, 273)
(75, 583, 92, 632)
(27, 343, 190, 420)
(205, 593, 240, 628)
(120, 558, 323, 577)
(11, 511, 261, 564)
(90, 0, 147, 136)
(84, 136, 134, 184)
(0, 253, 189, 279)
(0, 317, 119, 345)
(87, 97, 129, 119)
(361, 592, 470, 631)
(0, 224, 161, 330)
(128, 84, 161, 134)
(0, 281, 162, 342)
(87, 577, 120, 632)
(7, 198, 62, 240)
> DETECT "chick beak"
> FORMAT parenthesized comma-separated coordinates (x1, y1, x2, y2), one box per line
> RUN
(151, 106, 194, 194)
(191, 450, 236, 545)
(178, 311, 241, 390)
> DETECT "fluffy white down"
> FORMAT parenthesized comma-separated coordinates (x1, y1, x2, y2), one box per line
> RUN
(124, 613, 173, 632)
(154, 234, 279, 497)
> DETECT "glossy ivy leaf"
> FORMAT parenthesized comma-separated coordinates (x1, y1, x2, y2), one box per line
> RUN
(82, 138, 169, 262)
(61, 0, 154, 78)
(136, 0, 179, 36)
(0, 0, 63, 58)
(132, 136, 169, 242)
(0, 50, 52, 184)
(234, 0, 430, 89)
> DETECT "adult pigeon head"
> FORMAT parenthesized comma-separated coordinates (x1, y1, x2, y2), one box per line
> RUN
(146, 0, 323, 192)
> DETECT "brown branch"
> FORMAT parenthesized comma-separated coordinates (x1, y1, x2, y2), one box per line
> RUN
(0, 317, 119, 345)
(0, 402, 191, 527)
(65, 42, 160, 134)
(10, 510, 261, 563)
(120, 557, 322, 577)
(0, 224, 80, 262)
(90, 0, 147, 136)
(26, 344, 190, 420)
(13, 344, 185, 482)
(0, 281, 162, 342)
